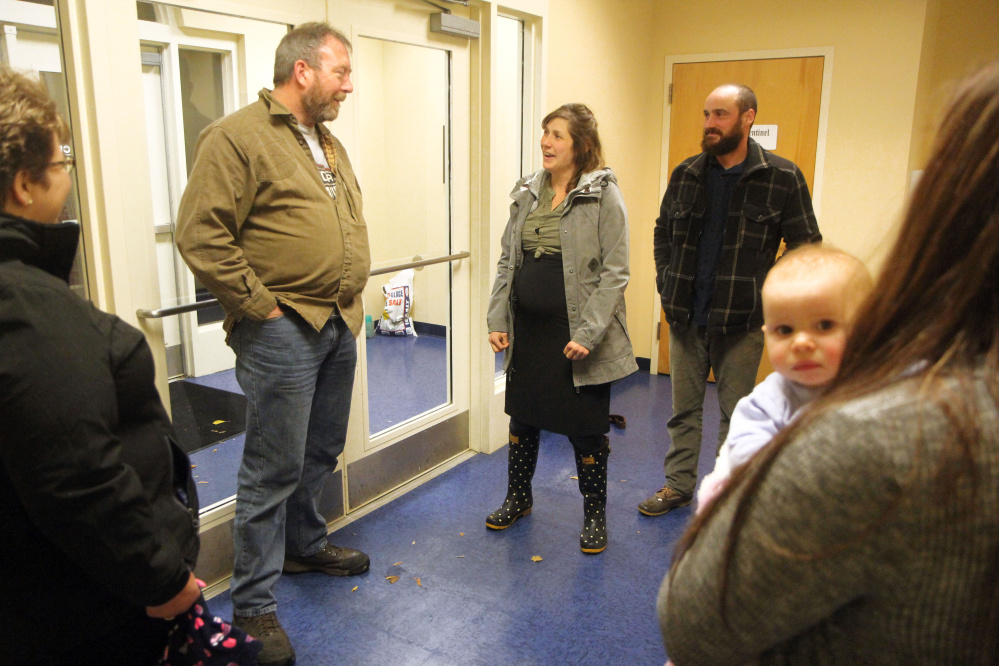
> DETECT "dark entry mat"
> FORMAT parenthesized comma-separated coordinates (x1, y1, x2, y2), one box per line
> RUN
(169, 381, 247, 454)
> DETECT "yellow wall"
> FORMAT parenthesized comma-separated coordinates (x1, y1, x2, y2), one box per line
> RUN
(909, 0, 999, 170)
(545, 0, 661, 357)
(656, 0, 928, 269)
(545, 0, 999, 361)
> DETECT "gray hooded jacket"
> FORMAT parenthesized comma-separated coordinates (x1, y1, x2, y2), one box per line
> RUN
(488, 168, 638, 386)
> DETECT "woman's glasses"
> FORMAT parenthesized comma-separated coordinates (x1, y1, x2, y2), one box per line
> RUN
(48, 156, 75, 174)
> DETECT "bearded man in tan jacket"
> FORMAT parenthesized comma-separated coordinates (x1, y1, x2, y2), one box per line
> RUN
(176, 22, 370, 666)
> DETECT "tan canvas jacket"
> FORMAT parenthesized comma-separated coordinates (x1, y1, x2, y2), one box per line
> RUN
(176, 88, 370, 339)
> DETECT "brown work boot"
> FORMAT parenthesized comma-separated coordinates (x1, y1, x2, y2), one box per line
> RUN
(283, 541, 370, 576)
(234, 611, 295, 666)
(638, 485, 692, 516)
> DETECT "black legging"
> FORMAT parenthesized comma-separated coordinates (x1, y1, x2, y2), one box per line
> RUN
(510, 417, 608, 455)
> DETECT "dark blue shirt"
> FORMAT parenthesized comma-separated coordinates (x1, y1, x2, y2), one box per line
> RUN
(692, 156, 747, 325)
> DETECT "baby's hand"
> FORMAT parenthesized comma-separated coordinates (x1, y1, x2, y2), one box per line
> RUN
(695, 470, 728, 516)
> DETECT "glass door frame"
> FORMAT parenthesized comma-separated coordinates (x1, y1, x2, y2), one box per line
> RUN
(138, 13, 243, 378)
(339, 22, 472, 512)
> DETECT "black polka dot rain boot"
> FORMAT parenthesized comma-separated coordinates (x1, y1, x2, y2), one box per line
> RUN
(485, 430, 540, 530)
(574, 440, 609, 554)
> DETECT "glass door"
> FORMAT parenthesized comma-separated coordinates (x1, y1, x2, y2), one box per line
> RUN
(492, 15, 527, 378)
(137, 4, 287, 514)
(0, 0, 88, 300)
(340, 16, 473, 511)
(356, 37, 452, 438)
(140, 5, 244, 379)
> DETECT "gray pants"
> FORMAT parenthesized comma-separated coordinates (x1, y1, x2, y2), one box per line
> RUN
(663, 325, 764, 496)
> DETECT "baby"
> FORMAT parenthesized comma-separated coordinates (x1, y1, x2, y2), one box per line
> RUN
(696, 244, 873, 514)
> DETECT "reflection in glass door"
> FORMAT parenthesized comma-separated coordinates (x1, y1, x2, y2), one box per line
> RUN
(139, 6, 240, 379)
(137, 5, 287, 515)
(355, 37, 453, 439)
(140, 40, 231, 378)
(0, 1, 88, 300)
(493, 15, 527, 378)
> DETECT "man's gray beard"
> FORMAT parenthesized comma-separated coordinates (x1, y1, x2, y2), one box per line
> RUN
(303, 88, 340, 124)
(701, 129, 742, 156)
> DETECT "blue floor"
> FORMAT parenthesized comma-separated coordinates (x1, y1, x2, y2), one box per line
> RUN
(365, 333, 449, 433)
(207, 370, 722, 665)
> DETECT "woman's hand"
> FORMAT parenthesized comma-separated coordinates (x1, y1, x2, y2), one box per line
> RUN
(146, 571, 201, 619)
(564, 341, 590, 360)
(489, 332, 509, 352)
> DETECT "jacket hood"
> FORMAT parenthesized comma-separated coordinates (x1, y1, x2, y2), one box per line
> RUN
(0, 214, 80, 283)
(512, 167, 617, 201)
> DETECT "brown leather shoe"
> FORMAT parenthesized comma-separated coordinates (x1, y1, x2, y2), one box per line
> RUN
(234, 612, 295, 666)
(638, 485, 692, 516)
(283, 541, 370, 576)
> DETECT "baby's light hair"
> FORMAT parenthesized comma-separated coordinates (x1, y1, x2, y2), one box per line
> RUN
(763, 244, 873, 319)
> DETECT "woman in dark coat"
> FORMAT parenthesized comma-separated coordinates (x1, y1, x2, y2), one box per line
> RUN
(0, 66, 204, 664)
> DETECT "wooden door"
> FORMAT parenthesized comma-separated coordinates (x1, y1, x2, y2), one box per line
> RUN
(657, 56, 824, 384)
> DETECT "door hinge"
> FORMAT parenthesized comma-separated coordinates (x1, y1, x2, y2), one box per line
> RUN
(656, 321, 662, 340)
(668, 83, 673, 105)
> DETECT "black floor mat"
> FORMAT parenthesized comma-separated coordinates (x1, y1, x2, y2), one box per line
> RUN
(168, 381, 247, 454)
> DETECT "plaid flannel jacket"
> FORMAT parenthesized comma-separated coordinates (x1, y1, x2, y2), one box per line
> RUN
(653, 139, 821, 335)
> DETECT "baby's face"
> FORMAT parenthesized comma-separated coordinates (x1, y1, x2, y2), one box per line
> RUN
(762, 276, 852, 388)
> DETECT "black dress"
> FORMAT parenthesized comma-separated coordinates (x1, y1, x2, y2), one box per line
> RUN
(505, 250, 610, 437)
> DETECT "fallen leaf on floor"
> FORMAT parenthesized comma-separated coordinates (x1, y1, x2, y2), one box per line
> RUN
(459, 533, 464, 536)
(531, 555, 542, 562)
(213, 449, 217, 452)
(570, 476, 578, 480)
(414, 578, 422, 587)
(456, 555, 465, 558)
(412, 541, 416, 545)
(198, 481, 208, 484)
(621, 479, 627, 482)
(393, 562, 402, 566)
(351, 586, 358, 592)
(213, 420, 226, 425)
(191, 464, 197, 468)
(386, 576, 399, 584)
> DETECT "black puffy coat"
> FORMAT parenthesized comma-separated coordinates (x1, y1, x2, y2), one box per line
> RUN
(0, 215, 199, 662)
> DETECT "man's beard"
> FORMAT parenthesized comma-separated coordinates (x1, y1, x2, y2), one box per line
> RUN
(303, 85, 345, 123)
(701, 125, 743, 156)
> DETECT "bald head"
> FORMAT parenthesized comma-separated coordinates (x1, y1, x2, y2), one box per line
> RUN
(710, 84, 757, 116)
(701, 84, 757, 164)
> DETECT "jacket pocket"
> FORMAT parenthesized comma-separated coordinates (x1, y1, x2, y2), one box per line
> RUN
(670, 201, 695, 243)
(255, 151, 298, 183)
(166, 435, 200, 524)
(740, 203, 780, 251)
(663, 201, 695, 301)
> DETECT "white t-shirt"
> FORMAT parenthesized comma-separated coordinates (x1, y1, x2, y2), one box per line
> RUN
(297, 121, 336, 198)
(297, 121, 330, 169)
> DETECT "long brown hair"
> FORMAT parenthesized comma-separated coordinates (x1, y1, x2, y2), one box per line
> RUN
(542, 103, 604, 194)
(673, 60, 999, 644)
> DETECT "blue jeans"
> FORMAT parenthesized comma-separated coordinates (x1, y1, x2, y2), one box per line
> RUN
(663, 325, 763, 496)
(228, 311, 356, 617)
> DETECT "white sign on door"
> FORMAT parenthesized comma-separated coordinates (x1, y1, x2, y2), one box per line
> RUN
(750, 124, 778, 151)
